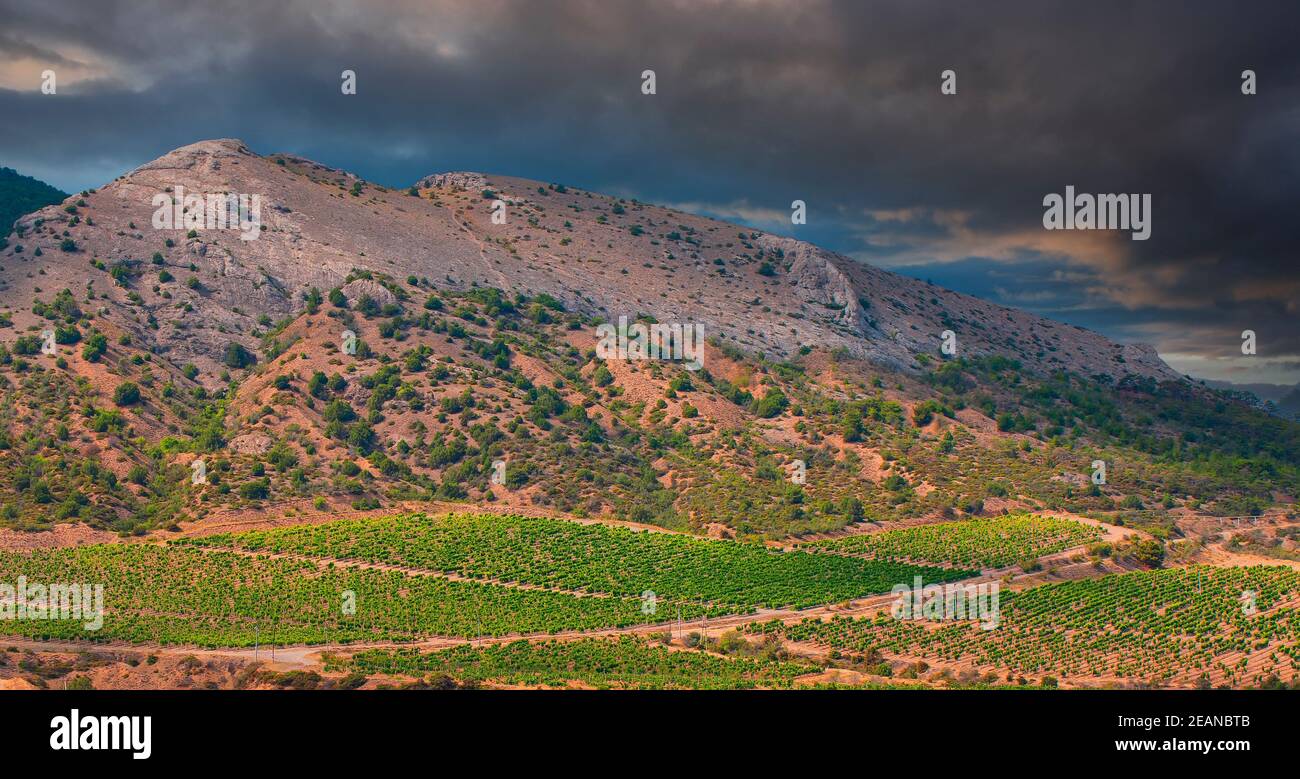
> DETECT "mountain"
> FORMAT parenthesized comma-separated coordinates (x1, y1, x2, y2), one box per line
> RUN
(1280, 386, 1300, 418)
(1201, 379, 1300, 420)
(2, 140, 1178, 383)
(0, 166, 66, 237)
(1201, 379, 1297, 404)
(0, 139, 1294, 537)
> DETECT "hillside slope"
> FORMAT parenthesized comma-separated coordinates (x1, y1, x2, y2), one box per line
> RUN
(0, 140, 1292, 538)
(0, 166, 66, 237)
(0, 140, 1176, 384)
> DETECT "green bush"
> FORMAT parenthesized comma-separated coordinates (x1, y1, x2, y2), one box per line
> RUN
(112, 381, 141, 406)
(222, 342, 256, 369)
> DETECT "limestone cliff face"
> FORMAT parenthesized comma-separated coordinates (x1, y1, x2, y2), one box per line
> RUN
(0, 139, 1180, 385)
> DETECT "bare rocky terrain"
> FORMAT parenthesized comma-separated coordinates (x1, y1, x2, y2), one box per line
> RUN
(0, 139, 1178, 387)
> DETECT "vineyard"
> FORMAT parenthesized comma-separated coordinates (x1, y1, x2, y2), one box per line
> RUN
(327, 637, 818, 689)
(0, 511, 975, 649)
(749, 565, 1300, 686)
(180, 512, 974, 609)
(4, 510, 1297, 688)
(805, 514, 1103, 569)
(0, 543, 719, 647)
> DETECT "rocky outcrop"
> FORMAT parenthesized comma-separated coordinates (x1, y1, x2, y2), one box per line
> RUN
(414, 172, 489, 191)
(341, 278, 397, 308)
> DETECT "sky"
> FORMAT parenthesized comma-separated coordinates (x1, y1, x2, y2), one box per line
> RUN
(1, 0, 1297, 386)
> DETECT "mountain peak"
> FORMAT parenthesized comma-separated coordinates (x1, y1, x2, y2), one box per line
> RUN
(2, 140, 1179, 387)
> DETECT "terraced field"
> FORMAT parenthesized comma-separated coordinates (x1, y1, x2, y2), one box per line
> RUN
(328, 636, 818, 689)
(749, 565, 1300, 686)
(805, 514, 1103, 569)
(0, 544, 719, 647)
(181, 512, 974, 609)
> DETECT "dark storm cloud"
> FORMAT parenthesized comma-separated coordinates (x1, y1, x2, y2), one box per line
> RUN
(0, 0, 1296, 382)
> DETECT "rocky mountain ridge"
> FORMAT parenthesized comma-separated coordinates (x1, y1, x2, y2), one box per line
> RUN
(0, 139, 1178, 386)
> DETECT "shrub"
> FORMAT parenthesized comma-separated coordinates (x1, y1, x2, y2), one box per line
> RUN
(753, 389, 789, 419)
(13, 335, 42, 355)
(112, 381, 141, 406)
(238, 478, 271, 500)
(53, 325, 81, 345)
(1130, 539, 1165, 568)
(222, 342, 256, 369)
